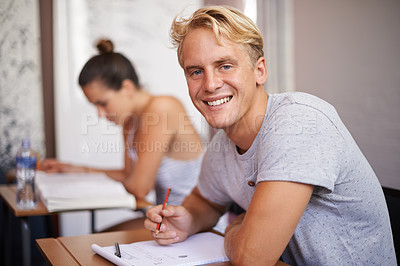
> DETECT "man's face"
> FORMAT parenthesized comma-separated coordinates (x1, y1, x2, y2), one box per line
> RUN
(181, 27, 263, 131)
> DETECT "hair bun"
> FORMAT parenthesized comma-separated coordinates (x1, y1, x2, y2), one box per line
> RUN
(96, 39, 114, 54)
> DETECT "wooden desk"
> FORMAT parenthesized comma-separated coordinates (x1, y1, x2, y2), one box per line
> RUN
(0, 185, 152, 217)
(36, 229, 289, 266)
(0, 185, 152, 266)
(36, 229, 231, 266)
(0, 185, 50, 217)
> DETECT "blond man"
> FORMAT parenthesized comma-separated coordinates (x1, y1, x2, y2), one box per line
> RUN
(145, 6, 396, 265)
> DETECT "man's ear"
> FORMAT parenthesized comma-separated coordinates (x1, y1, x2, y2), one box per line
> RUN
(255, 57, 268, 86)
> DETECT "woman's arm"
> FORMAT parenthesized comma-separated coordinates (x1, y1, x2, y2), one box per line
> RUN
(40, 158, 129, 180)
(83, 167, 128, 181)
(122, 97, 183, 200)
(41, 130, 133, 181)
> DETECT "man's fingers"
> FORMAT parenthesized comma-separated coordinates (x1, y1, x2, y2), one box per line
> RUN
(155, 238, 180, 245)
(154, 229, 176, 239)
(152, 231, 180, 245)
(144, 217, 160, 231)
(145, 205, 165, 225)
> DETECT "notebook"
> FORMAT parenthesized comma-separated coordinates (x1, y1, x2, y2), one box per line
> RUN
(36, 172, 136, 212)
(91, 232, 229, 266)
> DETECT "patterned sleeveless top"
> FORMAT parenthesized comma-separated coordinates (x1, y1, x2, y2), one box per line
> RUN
(126, 125, 202, 205)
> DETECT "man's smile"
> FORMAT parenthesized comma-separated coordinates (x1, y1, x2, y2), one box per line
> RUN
(204, 96, 233, 106)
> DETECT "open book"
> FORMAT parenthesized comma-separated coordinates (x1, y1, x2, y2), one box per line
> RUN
(91, 232, 229, 266)
(36, 172, 136, 212)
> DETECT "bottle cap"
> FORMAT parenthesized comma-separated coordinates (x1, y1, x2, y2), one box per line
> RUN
(21, 139, 31, 147)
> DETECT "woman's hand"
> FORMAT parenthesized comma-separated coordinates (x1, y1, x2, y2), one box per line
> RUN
(41, 159, 88, 173)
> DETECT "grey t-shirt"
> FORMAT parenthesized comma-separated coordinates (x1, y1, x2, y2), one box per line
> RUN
(198, 92, 396, 265)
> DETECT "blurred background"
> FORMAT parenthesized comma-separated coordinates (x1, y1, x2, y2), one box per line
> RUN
(1, 0, 399, 264)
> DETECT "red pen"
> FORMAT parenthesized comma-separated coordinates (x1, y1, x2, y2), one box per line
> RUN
(156, 187, 171, 235)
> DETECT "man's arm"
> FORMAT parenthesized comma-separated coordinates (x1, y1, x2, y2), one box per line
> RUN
(182, 187, 226, 235)
(224, 181, 313, 265)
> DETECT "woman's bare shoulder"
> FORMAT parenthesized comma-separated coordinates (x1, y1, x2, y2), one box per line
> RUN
(147, 95, 186, 113)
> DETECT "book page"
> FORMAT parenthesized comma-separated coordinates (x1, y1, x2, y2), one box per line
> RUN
(92, 232, 229, 266)
(36, 172, 136, 212)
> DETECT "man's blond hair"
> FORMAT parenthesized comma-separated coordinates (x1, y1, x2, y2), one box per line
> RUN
(170, 5, 264, 68)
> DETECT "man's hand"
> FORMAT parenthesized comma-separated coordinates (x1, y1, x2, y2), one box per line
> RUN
(144, 187, 226, 245)
(144, 204, 193, 245)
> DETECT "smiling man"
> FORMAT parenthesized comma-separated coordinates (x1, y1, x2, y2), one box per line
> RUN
(144, 6, 396, 266)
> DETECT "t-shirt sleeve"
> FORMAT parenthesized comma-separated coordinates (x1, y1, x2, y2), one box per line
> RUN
(257, 103, 344, 193)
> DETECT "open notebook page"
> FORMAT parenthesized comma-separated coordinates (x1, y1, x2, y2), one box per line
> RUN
(92, 232, 229, 266)
(36, 172, 136, 212)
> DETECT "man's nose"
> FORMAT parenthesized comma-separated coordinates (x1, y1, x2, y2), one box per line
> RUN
(204, 71, 223, 93)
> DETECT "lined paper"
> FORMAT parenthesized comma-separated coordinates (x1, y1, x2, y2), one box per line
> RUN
(92, 232, 229, 266)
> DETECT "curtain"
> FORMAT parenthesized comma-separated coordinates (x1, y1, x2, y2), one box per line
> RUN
(0, 0, 45, 176)
(258, 0, 295, 93)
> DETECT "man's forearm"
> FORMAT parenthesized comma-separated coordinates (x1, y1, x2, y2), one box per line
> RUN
(182, 189, 224, 235)
(224, 213, 281, 265)
(224, 213, 245, 261)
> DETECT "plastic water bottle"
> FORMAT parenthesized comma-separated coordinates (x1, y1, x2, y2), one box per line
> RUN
(16, 138, 37, 209)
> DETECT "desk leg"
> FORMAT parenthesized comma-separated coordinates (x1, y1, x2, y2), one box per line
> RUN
(2, 202, 11, 266)
(21, 217, 31, 266)
(91, 210, 95, 233)
(44, 214, 58, 237)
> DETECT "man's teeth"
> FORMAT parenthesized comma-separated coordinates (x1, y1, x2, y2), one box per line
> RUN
(207, 96, 231, 106)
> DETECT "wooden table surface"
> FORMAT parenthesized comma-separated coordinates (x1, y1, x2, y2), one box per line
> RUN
(0, 185, 49, 216)
(36, 229, 233, 266)
(36, 228, 290, 266)
(0, 184, 152, 216)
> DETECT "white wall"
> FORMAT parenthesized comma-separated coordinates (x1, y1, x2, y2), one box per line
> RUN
(53, 0, 203, 236)
(294, 0, 400, 190)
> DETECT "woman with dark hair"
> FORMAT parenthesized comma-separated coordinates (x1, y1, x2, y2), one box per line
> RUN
(43, 39, 203, 228)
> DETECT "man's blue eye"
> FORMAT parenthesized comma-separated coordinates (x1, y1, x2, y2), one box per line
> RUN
(222, 65, 231, 70)
(193, 70, 202, 76)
